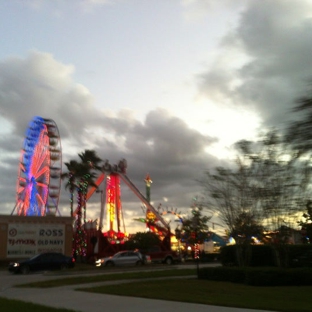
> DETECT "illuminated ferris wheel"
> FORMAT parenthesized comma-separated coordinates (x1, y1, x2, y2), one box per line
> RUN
(12, 116, 62, 216)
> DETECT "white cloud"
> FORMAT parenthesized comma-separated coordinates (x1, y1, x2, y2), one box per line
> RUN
(79, 0, 118, 12)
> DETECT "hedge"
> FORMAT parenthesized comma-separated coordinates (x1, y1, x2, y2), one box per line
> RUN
(220, 244, 312, 267)
(198, 266, 312, 286)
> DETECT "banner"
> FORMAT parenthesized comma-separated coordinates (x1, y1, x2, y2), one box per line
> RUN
(7, 223, 65, 258)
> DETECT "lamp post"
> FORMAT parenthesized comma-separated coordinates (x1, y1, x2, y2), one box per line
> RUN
(194, 239, 200, 278)
(192, 206, 200, 278)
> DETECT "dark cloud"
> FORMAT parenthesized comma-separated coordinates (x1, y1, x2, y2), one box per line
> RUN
(197, 0, 312, 129)
(0, 51, 220, 226)
(84, 108, 219, 217)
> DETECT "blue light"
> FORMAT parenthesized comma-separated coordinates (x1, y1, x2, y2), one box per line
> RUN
(23, 116, 45, 216)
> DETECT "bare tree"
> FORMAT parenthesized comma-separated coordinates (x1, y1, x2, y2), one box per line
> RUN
(200, 131, 312, 236)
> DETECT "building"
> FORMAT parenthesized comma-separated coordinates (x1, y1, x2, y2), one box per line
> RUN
(0, 215, 74, 261)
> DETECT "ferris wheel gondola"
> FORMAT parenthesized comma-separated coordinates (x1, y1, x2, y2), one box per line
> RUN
(12, 116, 62, 216)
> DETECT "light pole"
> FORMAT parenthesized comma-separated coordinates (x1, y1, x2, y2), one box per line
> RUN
(192, 206, 200, 278)
(195, 240, 200, 278)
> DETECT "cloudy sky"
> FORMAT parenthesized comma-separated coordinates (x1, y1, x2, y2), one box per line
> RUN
(1, 0, 311, 234)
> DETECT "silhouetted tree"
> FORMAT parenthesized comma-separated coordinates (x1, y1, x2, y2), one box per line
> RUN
(61, 160, 84, 217)
(200, 130, 312, 267)
(201, 131, 311, 236)
(181, 199, 211, 245)
(285, 85, 312, 155)
(231, 211, 263, 244)
(298, 200, 312, 244)
(124, 232, 161, 250)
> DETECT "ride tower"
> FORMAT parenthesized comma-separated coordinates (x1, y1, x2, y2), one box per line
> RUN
(104, 171, 125, 243)
(144, 173, 158, 231)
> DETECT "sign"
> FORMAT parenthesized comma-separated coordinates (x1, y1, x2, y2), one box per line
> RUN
(203, 241, 214, 253)
(7, 223, 65, 258)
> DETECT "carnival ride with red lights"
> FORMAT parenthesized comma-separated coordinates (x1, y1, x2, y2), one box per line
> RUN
(80, 160, 175, 257)
(12, 116, 62, 217)
(11, 116, 178, 259)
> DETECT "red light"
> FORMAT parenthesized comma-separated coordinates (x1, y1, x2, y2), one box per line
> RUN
(117, 232, 125, 239)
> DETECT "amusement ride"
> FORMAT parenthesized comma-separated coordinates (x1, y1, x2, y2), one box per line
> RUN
(12, 116, 62, 217)
(81, 160, 175, 243)
(11, 116, 225, 258)
(10, 116, 177, 253)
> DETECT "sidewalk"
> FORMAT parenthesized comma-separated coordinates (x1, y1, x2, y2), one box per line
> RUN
(0, 273, 275, 312)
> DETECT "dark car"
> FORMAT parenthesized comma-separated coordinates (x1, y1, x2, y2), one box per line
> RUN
(8, 252, 75, 274)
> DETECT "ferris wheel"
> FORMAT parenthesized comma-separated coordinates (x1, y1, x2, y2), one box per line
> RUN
(12, 116, 62, 216)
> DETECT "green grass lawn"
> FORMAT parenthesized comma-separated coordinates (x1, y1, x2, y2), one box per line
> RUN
(6, 267, 312, 312)
(16, 268, 197, 287)
(0, 297, 75, 312)
(80, 278, 312, 312)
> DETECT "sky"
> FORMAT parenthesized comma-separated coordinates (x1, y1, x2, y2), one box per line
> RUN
(1, 0, 312, 235)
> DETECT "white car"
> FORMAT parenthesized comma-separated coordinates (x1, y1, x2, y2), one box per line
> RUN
(96, 250, 151, 267)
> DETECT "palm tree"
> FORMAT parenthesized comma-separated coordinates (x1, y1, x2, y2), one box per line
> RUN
(61, 160, 80, 218)
(77, 150, 102, 223)
(74, 150, 102, 260)
(77, 164, 98, 224)
(78, 150, 102, 171)
(62, 150, 102, 260)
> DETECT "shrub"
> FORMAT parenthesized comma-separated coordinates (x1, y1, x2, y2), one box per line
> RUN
(198, 266, 312, 286)
(200, 252, 220, 262)
(249, 245, 275, 266)
(220, 244, 312, 268)
(198, 266, 245, 283)
(220, 245, 238, 266)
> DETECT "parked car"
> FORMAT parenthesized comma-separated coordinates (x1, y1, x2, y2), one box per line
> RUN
(8, 252, 75, 274)
(140, 246, 182, 264)
(96, 250, 151, 267)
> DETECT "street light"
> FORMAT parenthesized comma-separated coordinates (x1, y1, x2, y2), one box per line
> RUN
(192, 206, 200, 278)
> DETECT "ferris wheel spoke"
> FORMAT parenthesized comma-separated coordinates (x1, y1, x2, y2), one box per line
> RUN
(36, 183, 49, 190)
(31, 152, 48, 176)
(16, 187, 26, 196)
(36, 193, 46, 213)
(36, 148, 49, 170)
(33, 166, 49, 182)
